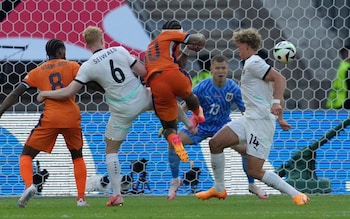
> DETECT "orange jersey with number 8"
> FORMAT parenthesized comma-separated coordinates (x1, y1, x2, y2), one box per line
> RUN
(23, 59, 81, 128)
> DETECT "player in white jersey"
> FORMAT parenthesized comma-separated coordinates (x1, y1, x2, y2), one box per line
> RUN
(37, 26, 195, 207)
(196, 28, 309, 205)
(75, 46, 153, 141)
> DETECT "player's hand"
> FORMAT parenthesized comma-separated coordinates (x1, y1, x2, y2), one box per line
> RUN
(37, 92, 45, 103)
(189, 126, 198, 135)
(270, 103, 282, 116)
(186, 44, 203, 52)
(278, 118, 291, 131)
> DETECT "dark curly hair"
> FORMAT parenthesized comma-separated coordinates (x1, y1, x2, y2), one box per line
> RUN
(45, 38, 65, 58)
(162, 20, 182, 30)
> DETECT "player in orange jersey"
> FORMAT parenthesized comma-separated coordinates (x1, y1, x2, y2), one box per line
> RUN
(0, 39, 88, 207)
(144, 20, 206, 163)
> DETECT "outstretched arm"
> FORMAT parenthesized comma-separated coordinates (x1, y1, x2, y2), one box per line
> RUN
(132, 60, 147, 78)
(178, 33, 206, 69)
(37, 80, 83, 102)
(0, 84, 27, 117)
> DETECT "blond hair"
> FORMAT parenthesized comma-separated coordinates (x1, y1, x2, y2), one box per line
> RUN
(232, 28, 262, 51)
(83, 26, 103, 46)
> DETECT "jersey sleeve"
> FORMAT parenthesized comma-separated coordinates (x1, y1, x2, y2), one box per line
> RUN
(22, 68, 38, 88)
(116, 46, 136, 67)
(74, 63, 91, 84)
(71, 61, 80, 77)
(246, 57, 271, 80)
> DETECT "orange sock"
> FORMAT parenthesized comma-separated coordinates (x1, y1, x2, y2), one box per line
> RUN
(20, 155, 33, 188)
(73, 157, 87, 200)
(167, 133, 177, 144)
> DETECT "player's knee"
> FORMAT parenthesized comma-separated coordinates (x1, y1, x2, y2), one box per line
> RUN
(69, 148, 83, 160)
(247, 168, 263, 180)
(183, 93, 199, 111)
(231, 144, 246, 155)
(208, 138, 223, 154)
(21, 145, 40, 159)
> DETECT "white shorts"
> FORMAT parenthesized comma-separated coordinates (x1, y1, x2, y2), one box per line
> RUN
(105, 87, 153, 141)
(225, 116, 276, 160)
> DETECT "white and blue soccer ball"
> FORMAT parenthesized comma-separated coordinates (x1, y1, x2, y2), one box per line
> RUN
(86, 174, 110, 194)
(273, 41, 296, 64)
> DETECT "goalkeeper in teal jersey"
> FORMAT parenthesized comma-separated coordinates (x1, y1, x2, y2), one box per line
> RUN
(167, 54, 269, 200)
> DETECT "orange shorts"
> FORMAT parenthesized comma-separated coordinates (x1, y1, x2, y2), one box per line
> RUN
(149, 69, 192, 121)
(25, 126, 83, 153)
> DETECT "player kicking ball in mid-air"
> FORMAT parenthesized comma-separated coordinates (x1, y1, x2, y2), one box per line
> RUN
(195, 28, 309, 205)
(38, 26, 196, 207)
(144, 20, 206, 164)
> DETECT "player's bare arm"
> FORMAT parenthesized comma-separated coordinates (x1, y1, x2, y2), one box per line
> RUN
(264, 68, 291, 130)
(264, 68, 286, 102)
(37, 80, 83, 102)
(264, 68, 287, 115)
(0, 84, 27, 118)
(278, 118, 291, 131)
(178, 33, 206, 69)
(132, 60, 147, 78)
(177, 48, 191, 69)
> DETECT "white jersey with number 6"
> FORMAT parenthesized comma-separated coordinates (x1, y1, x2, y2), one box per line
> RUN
(75, 46, 153, 140)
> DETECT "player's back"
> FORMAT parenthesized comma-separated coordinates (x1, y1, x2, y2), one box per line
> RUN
(144, 30, 189, 76)
(77, 46, 143, 107)
(24, 59, 81, 128)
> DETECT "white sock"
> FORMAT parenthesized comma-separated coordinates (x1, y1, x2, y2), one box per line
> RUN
(261, 171, 300, 197)
(211, 153, 225, 192)
(106, 153, 121, 196)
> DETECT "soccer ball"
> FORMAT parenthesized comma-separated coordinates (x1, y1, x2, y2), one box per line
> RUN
(86, 174, 110, 194)
(273, 41, 296, 64)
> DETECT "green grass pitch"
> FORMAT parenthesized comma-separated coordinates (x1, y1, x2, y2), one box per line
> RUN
(0, 195, 349, 219)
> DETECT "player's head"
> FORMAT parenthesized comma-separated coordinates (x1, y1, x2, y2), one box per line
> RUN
(162, 20, 183, 31)
(232, 28, 261, 60)
(232, 28, 262, 51)
(83, 26, 105, 49)
(210, 54, 228, 66)
(210, 54, 229, 84)
(45, 38, 66, 59)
